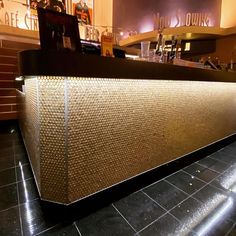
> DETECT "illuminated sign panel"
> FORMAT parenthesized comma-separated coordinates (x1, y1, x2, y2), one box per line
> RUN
(0, 0, 38, 30)
(113, 0, 222, 34)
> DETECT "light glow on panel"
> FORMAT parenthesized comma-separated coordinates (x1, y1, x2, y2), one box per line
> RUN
(185, 42, 191, 51)
(125, 54, 139, 60)
(139, 22, 154, 33)
(15, 76, 24, 81)
(221, 0, 236, 28)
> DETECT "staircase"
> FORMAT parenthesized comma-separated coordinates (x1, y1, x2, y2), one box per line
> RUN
(0, 39, 39, 121)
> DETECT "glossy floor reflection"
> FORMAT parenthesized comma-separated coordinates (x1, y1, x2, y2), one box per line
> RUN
(1, 121, 236, 236)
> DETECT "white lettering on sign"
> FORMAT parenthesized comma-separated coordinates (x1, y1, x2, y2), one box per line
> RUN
(0, 0, 38, 31)
(24, 14, 38, 31)
(4, 12, 19, 27)
(153, 9, 211, 30)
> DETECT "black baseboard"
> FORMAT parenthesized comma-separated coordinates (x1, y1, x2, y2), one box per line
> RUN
(41, 133, 236, 221)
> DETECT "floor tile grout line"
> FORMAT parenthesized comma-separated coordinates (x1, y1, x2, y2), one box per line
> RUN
(182, 162, 221, 175)
(35, 224, 60, 236)
(148, 179, 234, 235)
(164, 178, 208, 205)
(17, 197, 40, 208)
(136, 212, 170, 235)
(13, 136, 24, 236)
(220, 151, 236, 159)
(0, 181, 17, 189)
(225, 221, 236, 236)
(137, 188, 204, 234)
(74, 222, 83, 236)
(181, 167, 233, 195)
(222, 148, 236, 155)
(163, 161, 234, 210)
(209, 154, 235, 165)
(180, 168, 229, 196)
(141, 190, 181, 223)
(164, 175, 205, 197)
(140, 178, 164, 191)
(168, 151, 232, 181)
(0, 177, 33, 189)
(0, 162, 30, 175)
(0, 165, 17, 173)
(108, 150, 236, 234)
(138, 156, 213, 192)
(181, 169, 218, 186)
(195, 162, 222, 174)
(217, 149, 236, 157)
(0, 204, 20, 214)
(202, 154, 233, 166)
(112, 203, 137, 233)
(141, 190, 169, 213)
(162, 179, 191, 196)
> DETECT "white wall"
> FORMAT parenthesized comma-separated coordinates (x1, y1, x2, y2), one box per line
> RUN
(221, 0, 236, 28)
(94, 0, 113, 34)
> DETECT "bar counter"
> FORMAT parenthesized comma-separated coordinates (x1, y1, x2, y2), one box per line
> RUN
(18, 50, 236, 205)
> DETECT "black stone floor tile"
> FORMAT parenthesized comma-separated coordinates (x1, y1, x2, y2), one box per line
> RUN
(192, 190, 236, 234)
(227, 223, 236, 236)
(14, 144, 27, 156)
(170, 197, 201, 225)
(183, 163, 219, 183)
(113, 191, 166, 232)
(210, 163, 236, 193)
(138, 213, 196, 236)
(218, 147, 236, 158)
(20, 199, 58, 236)
(76, 205, 135, 236)
(228, 141, 236, 148)
(0, 206, 22, 236)
(0, 167, 16, 187)
(170, 197, 210, 233)
(0, 184, 18, 211)
(0, 155, 15, 171)
(226, 193, 236, 223)
(16, 163, 34, 182)
(193, 184, 228, 203)
(18, 178, 39, 204)
(0, 139, 13, 149)
(0, 121, 18, 134)
(37, 222, 79, 236)
(192, 185, 236, 231)
(193, 216, 234, 236)
(197, 156, 230, 173)
(210, 151, 236, 165)
(165, 170, 206, 195)
(171, 195, 236, 235)
(0, 147, 14, 159)
(143, 180, 188, 211)
(15, 153, 29, 166)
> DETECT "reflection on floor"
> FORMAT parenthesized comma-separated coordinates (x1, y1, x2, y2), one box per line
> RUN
(1, 121, 236, 236)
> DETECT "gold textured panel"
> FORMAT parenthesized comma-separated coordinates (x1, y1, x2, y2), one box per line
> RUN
(18, 78, 41, 190)
(22, 76, 236, 204)
(38, 76, 68, 203)
(67, 78, 236, 202)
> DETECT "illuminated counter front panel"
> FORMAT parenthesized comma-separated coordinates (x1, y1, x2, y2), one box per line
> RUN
(18, 50, 236, 204)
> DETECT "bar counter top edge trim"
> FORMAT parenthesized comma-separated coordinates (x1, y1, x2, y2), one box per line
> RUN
(18, 49, 236, 83)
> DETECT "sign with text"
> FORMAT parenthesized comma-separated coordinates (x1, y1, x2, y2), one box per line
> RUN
(0, 0, 67, 31)
(113, 0, 222, 34)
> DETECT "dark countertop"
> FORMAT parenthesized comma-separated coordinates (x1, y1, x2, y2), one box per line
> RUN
(18, 49, 236, 82)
